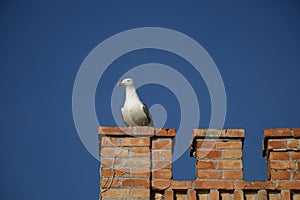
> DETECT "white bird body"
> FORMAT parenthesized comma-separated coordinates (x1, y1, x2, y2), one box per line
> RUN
(118, 78, 153, 127)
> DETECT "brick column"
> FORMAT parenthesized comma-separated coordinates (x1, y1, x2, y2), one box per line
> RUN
(263, 128, 300, 182)
(190, 129, 244, 181)
(99, 126, 153, 200)
(151, 128, 176, 190)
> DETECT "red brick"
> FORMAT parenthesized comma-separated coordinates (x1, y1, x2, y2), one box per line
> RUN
(130, 168, 150, 178)
(291, 152, 300, 160)
(153, 139, 172, 149)
(170, 180, 192, 189)
(101, 158, 121, 167)
(292, 171, 300, 180)
(131, 189, 150, 198)
(269, 152, 289, 160)
(217, 141, 242, 149)
(270, 171, 290, 180)
(101, 137, 121, 147)
(224, 149, 242, 159)
(278, 181, 300, 190)
(123, 137, 150, 146)
(194, 180, 233, 189)
(224, 170, 243, 179)
(164, 189, 174, 200)
(153, 161, 172, 169)
(288, 140, 298, 148)
(155, 128, 176, 137)
(123, 158, 150, 167)
(197, 160, 216, 169)
(218, 160, 242, 169)
(234, 181, 276, 190)
(101, 168, 129, 177)
(281, 191, 291, 200)
(269, 161, 296, 170)
(101, 189, 129, 198)
(264, 128, 292, 138)
(234, 190, 244, 200)
(152, 180, 171, 189)
(268, 140, 287, 149)
(197, 170, 222, 179)
(221, 129, 245, 138)
(197, 150, 222, 159)
(101, 148, 128, 157)
(130, 147, 150, 156)
(122, 179, 150, 187)
(153, 150, 172, 160)
(100, 178, 120, 188)
(293, 128, 300, 137)
(187, 189, 197, 200)
(196, 141, 217, 149)
(153, 170, 172, 179)
(210, 190, 219, 200)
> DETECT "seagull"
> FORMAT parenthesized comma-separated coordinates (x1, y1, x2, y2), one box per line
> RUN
(118, 78, 153, 127)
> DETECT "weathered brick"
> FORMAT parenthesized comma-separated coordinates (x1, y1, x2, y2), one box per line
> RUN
(152, 180, 171, 189)
(193, 180, 233, 189)
(269, 161, 296, 170)
(258, 190, 267, 200)
(197, 150, 222, 159)
(224, 149, 242, 159)
(123, 137, 150, 146)
(278, 181, 300, 190)
(130, 147, 150, 156)
(130, 168, 150, 178)
(101, 148, 128, 157)
(197, 170, 222, 179)
(210, 190, 219, 200)
(123, 158, 150, 167)
(270, 171, 290, 180)
(197, 160, 216, 169)
(187, 189, 196, 200)
(171, 180, 192, 189)
(223, 170, 243, 179)
(101, 158, 121, 167)
(131, 189, 150, 198)
(269, 193, 279, 200)
(234, 181, 276, 190)
(153, 161, 172, 169)
(234, 190, 244, 200)
(221, 193, 230, 200)
(293, 128, 300, 137)
(100, 178, 120, 188)
(268, 140, 287, 149)
(153, 170, 172, 179)
(164, 189, 174, 200)
(217, 141, 242, 149)
(280, 191, 291, 200)
(269, 152, 289, 160)
(264, 128, 292, 138)
(287, 140, 298, 148)
(292, 171, 300, 180)
(196, 141, 216, 149)
(101, 137, 121, 147)
(153, 150, 172, 160)
(291, 152, 300, 160)
(218, 160, 242, 169)
(101, 168, 129, 177)
(101, 189, 129, 198)
(122, 179, 150, 187)
(153, 139, 172, 149)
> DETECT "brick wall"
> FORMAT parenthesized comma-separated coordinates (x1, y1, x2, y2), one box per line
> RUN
(99, 127, 300, 200)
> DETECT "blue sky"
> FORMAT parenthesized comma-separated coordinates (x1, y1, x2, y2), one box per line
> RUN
(1, 1, 300, 199)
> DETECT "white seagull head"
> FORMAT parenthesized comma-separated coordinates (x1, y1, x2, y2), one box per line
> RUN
(118, 78, 135, 87)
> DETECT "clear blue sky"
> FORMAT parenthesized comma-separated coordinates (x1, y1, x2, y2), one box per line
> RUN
(1, 1, 300, 199)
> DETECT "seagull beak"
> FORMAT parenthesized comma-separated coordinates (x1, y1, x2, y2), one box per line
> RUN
(118, 82, 123, 86)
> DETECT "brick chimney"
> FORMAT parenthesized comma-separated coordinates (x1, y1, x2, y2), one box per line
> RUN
(263, 128, 300, 182)
(190, 129, 244, 182)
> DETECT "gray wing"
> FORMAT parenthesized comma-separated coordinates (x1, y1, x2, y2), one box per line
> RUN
(142, 103, 152, 125)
